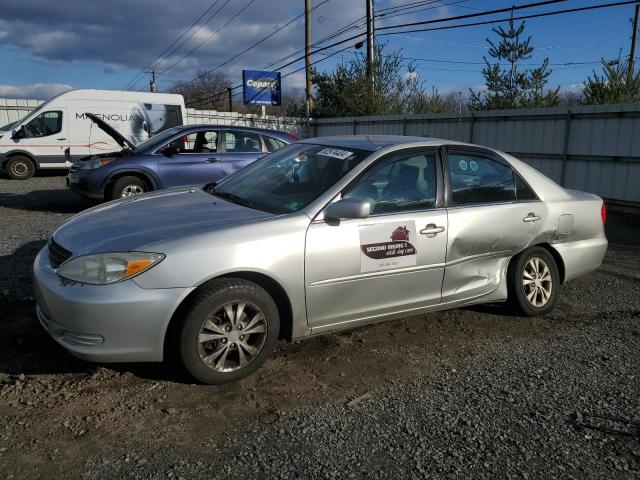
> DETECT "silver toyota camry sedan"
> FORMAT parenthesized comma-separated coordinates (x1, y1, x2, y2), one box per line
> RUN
(34, 136, 608, 384)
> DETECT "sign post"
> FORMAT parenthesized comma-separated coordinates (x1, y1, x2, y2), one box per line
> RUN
(242, 70, 281, 114)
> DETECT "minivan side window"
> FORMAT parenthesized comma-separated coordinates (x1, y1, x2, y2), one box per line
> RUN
(344, 151, 437, 215)
(448, 153, 516, 206)
(24, 111, 63, 138)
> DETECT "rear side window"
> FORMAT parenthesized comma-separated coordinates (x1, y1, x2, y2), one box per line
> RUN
(24, 111, 63, 138)
(448, 153, 516, 206)
(264, 136, 287, 152)
(515, 174, 538, 201)
(224, 131, 263, 153)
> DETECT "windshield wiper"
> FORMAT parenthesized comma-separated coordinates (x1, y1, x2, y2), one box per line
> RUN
(212, 189, 254, 209)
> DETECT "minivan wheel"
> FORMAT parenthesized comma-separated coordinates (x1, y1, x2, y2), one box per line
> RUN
(110, 176, 147, 200)
(179, 278, 280, 384)
(508, 246, 560, 316)
(6, 156, 35, 180)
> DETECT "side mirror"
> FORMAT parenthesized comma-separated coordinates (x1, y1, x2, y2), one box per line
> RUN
(11, 125, 26, 140)
(161, 145, 178, 157)
(324, 198, 370, 222)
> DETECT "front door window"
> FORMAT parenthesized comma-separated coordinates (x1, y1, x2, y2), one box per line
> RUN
(24, 111, 63, 138)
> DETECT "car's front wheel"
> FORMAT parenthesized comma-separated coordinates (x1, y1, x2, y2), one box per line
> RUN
(110, 176, 148, 200)
(179, 279, 280, 384)
(508, 246, 560, 316)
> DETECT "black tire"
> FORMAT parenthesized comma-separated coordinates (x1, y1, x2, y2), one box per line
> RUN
(109, 175, 147, 200)
(507, 246, 560, 316)
(5, 155, 35, 180)
(179, 278, 280, 384)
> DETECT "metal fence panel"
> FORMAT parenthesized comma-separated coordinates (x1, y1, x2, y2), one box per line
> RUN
(312, 104, 640, 207)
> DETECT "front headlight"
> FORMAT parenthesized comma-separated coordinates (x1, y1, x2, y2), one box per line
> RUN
(57, 252, 164, 285)
(80, 158, 114, 170)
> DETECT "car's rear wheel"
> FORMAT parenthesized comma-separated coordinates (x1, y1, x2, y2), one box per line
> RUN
(508, 246, 560, 316)
(6, 155, 35, 180)
(178, 278, 280, 384)
(110, 176, 148, 200)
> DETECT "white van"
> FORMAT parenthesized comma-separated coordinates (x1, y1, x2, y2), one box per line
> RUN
(0, 89, 185, 179)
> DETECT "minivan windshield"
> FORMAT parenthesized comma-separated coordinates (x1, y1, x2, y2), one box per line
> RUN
(134, 125, 185, 151)
(206, 143, 369, 214)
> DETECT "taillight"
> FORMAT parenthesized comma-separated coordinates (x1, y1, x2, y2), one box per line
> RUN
(601, 201, 607, 225)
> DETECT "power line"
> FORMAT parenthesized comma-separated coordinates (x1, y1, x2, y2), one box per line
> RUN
(191, 44, 355, 108)
(378, 0, 640, 35)
(160, 0, 256, 75)
(377, 0, 570, 32)
(168, 0, 332, 92)
(122, 0, 226, 90)
(180, 0, 638, 108)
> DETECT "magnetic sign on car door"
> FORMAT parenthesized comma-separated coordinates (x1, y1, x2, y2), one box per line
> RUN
(359, 222, 418, 273)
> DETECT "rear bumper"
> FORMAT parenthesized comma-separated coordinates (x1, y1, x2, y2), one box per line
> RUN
(33, 246, 193, 362)
(552, 235, 608, 283)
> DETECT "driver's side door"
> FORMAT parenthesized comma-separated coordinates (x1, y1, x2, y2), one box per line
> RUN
(157, 129, 222, 188)
(304, 148, 448, 332)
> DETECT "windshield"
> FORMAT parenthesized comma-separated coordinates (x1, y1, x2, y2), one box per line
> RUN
(134, 125, 185, 151)
(0, 120, 18, 131)
(0, 103, 46, 132)
(207, 143, 369, 214)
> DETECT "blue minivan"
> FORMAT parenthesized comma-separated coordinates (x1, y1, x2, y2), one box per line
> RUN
(67, 113, 296, 201)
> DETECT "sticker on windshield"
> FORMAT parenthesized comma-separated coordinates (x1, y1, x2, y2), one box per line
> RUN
(360, 222, 417, 273)
(459, 159, 468, 171)
(317, 148, 353, 160)
(469, 160, 478, 171)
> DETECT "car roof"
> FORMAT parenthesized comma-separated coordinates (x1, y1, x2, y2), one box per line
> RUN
(182, 124, 291, 138)
(299, 135, 450, 151)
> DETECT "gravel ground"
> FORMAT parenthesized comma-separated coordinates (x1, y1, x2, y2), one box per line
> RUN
(1, 175, 639, 480)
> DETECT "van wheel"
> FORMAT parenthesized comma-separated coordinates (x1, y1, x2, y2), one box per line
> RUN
(507, 246, 560, 316)
(179, 278, 280, 384)
(6, 156, 35, 180)
(110, 176, 147, 200)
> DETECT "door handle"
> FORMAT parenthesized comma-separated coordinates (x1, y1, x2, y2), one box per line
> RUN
(420, 223, 445, 238)
(57, 138, 67, 141)
(206, 157, 219, 163)
(523, 212, 542, 223)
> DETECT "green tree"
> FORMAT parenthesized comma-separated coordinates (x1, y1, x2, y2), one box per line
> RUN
(310, 44, 416, 117)
(469, 19, 559, 110)
(582, 57, 640, 105)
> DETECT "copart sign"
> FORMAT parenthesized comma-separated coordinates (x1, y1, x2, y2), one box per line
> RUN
(359, 222, 417, 273)
(242, 70, 282, 106)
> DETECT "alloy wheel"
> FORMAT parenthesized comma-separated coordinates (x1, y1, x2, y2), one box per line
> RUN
(522, 256, 553, 308)
(120, 185, 144, 197)
(196, 301, 268, 372)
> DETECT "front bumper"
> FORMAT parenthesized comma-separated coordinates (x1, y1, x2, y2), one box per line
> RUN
(33, 246, 193, 362)
(67, 169, 104, 200)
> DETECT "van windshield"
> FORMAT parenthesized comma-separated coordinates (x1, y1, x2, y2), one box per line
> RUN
(0, 120, 18, 131)
(0, 104, 46, 132)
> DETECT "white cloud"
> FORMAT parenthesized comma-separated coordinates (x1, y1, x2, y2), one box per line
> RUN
(0, 83, 73, 99)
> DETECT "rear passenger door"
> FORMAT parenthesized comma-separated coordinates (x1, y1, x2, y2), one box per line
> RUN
(218, 130, 267, 177)
(442, 146, 547, 302)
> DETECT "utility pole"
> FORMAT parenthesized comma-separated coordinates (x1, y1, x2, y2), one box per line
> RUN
(227, 87, 233, 112)
(630, 2, 640, 78)
(149, 66, 157, 93)
(304, 0, 313, 121)
(366, 0, 375, 85)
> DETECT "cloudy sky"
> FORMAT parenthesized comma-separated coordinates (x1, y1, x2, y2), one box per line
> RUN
(0, 0, 635, 100)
